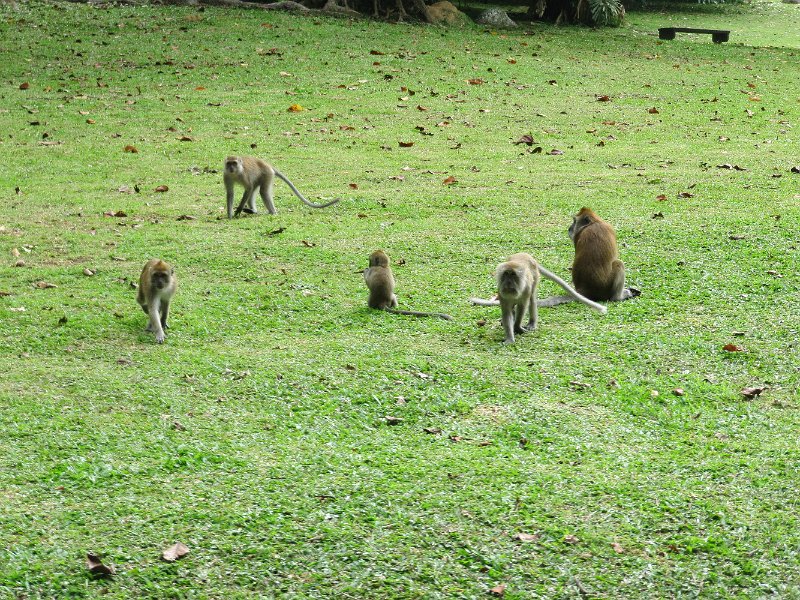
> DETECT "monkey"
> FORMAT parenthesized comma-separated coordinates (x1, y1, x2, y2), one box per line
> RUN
(223, 156, 340, 218)
(363, 250, 453, 321)
(537, 207, 640, 308)
(471, 253, 606, 344)
(136, 259, 177, 344)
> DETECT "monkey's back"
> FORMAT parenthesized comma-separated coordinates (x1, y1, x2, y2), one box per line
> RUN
(572, 221, 619, 298)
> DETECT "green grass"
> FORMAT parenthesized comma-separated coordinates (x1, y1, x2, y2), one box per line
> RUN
(1, 0, 799, 596)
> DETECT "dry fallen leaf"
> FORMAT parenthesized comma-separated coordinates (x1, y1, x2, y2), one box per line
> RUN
(162, 542, 190, 562)
(514, 134, 535, 146)
(741, 386, 766, 399)
(596, 94, 611, 102)
(104, 210, 127, 217)
(19, 82, 30, 90)
(349, 183, 358, 190)
(86, 553, 115, 576)
(648, 107, 660, 114)
(34, 281, 57, 289)
(287, 104, 304, 112)
(611, 542, 624, 554)
(423, 427, 442, 434)
(723, 343, 744, 352)
(672, 388, 685, 396)
(467, 78, 485, 85)
(563, 534, 580, 544)
(301, 240, 316, 248)
(548, 149, 564, 155)
(154, 185, 169, 193)
(514, 532, 540, 543)
(384, 416, 404, 425)
(489, 584, 506, 597)
(398, 141, 414, 148)
(83, 268, 95, 276)
(442, 176, 457, 185)
(124, 145, 139, 153)
(176, 214, 196, 221)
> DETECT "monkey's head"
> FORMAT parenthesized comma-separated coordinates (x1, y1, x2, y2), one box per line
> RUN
(368, 250, 390, 268)
(151, 261, 174, 289)
(569, 207, 598, 242)
(496, 264, 523, 295)
(224, 156, 243, 174)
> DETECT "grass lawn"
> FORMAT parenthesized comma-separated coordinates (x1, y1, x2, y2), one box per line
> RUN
(1, 0, 799, 596)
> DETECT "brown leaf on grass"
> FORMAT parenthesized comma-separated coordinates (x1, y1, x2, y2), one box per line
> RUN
(416, 105, 428, 111)
(178, 136, 193, 142)
(729, 234, 745, 240)
(384, 416, 404, 425)
(563, 534, 580, 545)
(369, 49, 385, 55)
(398, 141, 414, 148)
(83, 268, 95, 276)
(124, 145, 139, 153)
(162, 542, 190, 562)
(86, 553, 115, 576)
(672, 388, 685, 396)
(86, 119, 96, 124)
(677, 191, 694, 198)
(656, 194, 668, 201)
(104, 210, 127, 217)
(172, 421, 185, 431)
(514, 134, 535, 146)
(652, 212, 664, 219)
(349, 183, 358, 190)
(154, 185, 169, 193)
(467, 78, 485, 85)
(723, 344, 744, 352)
(476, 319, 487, 327)
(741, 386, 766, 399)
(442, 176, 457, 185)
(34, 281, 57, 289)
(117, 185, 134, 194)
(19, 82, 30, 90)
(611, 542, 624, 554)
(423, 427, 442, 434)
(287, 104, 304, 112)
(791, 166, 800, 174)
(267, 227, 286, 236)
(514, 532, 540, 543)
(548, 149, 564, 155)
(301, 240, 316, 247)
(57, 316, 68, 326)
(176, 215, 196, 221)
(717, 164, 747, 171)
(596, 94, 611, 102)
(489, 584, 506, 597)
(11, 248, 20, 257)
(648, 107, 660, 114)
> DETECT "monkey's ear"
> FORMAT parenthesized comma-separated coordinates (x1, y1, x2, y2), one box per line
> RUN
(576, 215, 592, 229)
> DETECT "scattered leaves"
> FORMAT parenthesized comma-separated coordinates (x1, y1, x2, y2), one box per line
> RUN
(19, 82, 30, 90)
(104, 210, 127, 217)
(154, 185, 169, 193)
(611, 542, 624, 554)
(124, 145, 139, 153)
(596, 95, 611, 102)
(398, 141, 414, 148)
(467, 78, 485, 85)
(563, 534, 580, 545)
(672, 388, 685, 396)
(423, 427, 442, 434)
(287, 104, 304, 112)
(648, 107, 660, 114)
(514, 532, 540, 543)
(514, 134, 535, 146)
(442, 176, 457, 185)
(34, 281, 57, 289)
(677, 191, 694, 198)
(384, 416, 404, 425)
(489, 584, 506, 597)
(176, 214, 196, 221)
(723, 343, 744, 352)
(548, 149, 564, 155)
(349, 183, 358, 190)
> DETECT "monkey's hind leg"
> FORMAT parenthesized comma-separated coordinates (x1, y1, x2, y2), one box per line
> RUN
(160, 300, 171, 330)
(260, 178, 277, 215)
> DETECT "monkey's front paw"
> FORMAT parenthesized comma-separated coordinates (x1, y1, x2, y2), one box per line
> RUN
(524, 324, 538, 332)
(503, 338, 516, 345)
(155, 333, 166, 344)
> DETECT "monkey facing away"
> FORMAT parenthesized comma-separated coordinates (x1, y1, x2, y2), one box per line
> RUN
(137, 259, 177, 344)
(364, 250, 453, 321)
(223, 156, 340, 218)
(538, 207, 640, 308)
(471, 253, 606, 344)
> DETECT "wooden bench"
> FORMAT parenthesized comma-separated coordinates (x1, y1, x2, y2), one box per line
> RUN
(658, 27, 730, 43)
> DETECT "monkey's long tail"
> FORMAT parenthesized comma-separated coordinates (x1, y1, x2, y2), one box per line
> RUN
(538, 266, 607, 314)
(469, 297, 500, 306)
(385, 308, 453, 321)
(274, 170, 341, 209)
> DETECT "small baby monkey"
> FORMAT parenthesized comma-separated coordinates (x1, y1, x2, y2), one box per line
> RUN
(137, 259, 177, 344)
(472, 253, 606, 344)
(223, 156, 340, 218)
(364, 250, 453, 320)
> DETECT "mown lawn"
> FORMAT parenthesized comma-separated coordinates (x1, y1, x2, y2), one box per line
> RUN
(1, 0, 799, 597)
